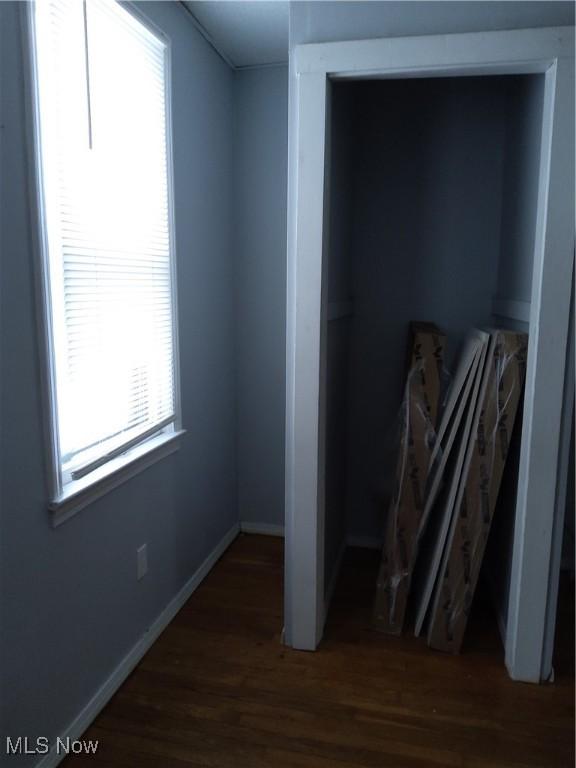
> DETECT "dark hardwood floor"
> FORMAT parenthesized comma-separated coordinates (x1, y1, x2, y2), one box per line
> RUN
(66, 535, 574, 768)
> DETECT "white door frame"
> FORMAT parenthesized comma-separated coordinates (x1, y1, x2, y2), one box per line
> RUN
(284, 26, 575, 682)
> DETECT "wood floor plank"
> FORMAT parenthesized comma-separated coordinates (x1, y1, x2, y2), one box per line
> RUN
(63, 534, 575, 768)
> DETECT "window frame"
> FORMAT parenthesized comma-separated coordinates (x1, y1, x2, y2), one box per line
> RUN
(24, 0, 184, 525)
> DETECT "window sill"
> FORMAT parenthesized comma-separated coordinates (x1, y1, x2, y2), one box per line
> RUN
(50, 429, 186, 527)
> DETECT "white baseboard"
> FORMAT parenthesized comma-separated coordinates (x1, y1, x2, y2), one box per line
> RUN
(346, 535, 382, 550)
(240, 522, 285, 537)
(36, 522, 240, 768)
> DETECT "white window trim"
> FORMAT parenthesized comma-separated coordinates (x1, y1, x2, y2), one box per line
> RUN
(22, 1, 184, 525)
(49, 429, 185, 526)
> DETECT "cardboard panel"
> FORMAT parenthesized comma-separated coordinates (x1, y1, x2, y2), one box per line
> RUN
(427, 330, 528, 653)
(373, 322, 445, 635)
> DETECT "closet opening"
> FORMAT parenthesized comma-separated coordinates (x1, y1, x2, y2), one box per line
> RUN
(323, 74, 547, 657)
(285, 28, 574, 683)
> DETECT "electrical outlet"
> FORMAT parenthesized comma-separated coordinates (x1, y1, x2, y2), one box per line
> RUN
(137, 544, 148, 580)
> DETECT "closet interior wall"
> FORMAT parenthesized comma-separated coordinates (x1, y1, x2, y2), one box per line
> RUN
(324, 75, 545, 608)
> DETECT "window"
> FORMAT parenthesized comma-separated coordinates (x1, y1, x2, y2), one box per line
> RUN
(30, 0, 181, 514)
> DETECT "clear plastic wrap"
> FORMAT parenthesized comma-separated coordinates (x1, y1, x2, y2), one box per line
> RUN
(426, 330, 528, 652)
(373, 323, 445, 635)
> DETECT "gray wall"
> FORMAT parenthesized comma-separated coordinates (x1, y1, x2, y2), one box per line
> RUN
(0, 2, 236, 760)
(290, 1, 574, 45)
(324, 73, 545, 545)
(323, 86, 354, 595)
(562, 423, 575, 572)
(497, 76, 546, 304)
(486, 75, 545, 634)
(233, 65, 288, 529)
(336, 77, 509, 540)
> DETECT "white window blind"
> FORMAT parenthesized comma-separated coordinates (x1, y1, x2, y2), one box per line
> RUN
(33, 0, 177, 486)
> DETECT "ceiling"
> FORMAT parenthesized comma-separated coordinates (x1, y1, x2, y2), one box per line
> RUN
(182, 1, 289, 68)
